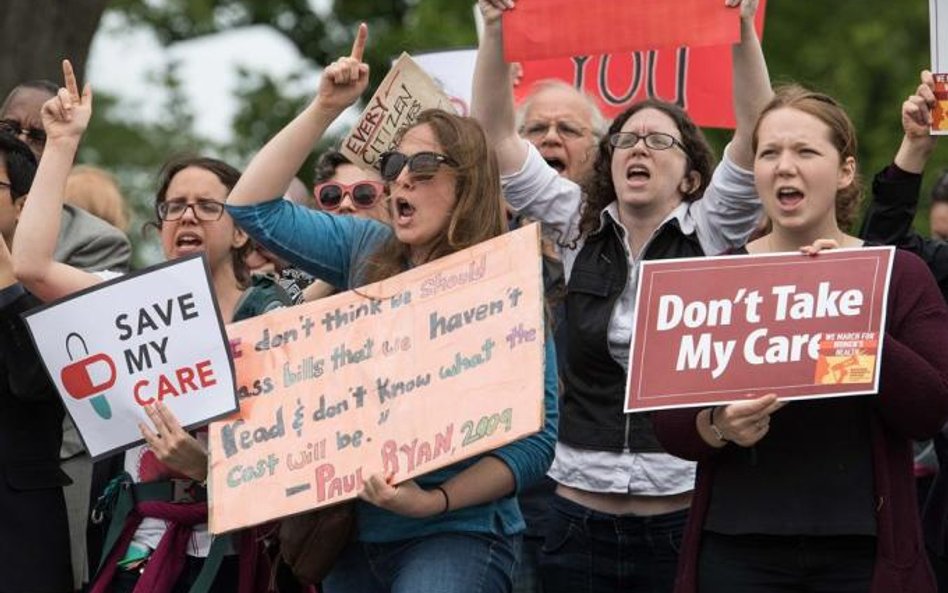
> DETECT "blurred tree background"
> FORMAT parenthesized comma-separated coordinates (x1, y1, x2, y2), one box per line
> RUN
(0, 0, 944, 263)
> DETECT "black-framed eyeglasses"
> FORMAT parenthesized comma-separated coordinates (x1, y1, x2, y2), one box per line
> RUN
(521, 120, 589, 140)
(314, 180, 385, 211)
(0, 119, 46, 146)
(156, 199, 226, 222)
(378, 151, 458, 182)
(609, 131, 684, 152)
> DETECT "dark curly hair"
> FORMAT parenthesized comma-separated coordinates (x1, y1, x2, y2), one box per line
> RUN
(577, 99, 716, 240)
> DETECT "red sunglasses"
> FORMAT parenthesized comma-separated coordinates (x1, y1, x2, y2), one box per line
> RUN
(313, 181, 385, 211)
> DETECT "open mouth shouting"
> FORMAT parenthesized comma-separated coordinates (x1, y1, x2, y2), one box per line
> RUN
(393, 196, 416, 226)
(173, 231, 205, 255)
(776, 186, 805, 211)
(624, 163, 652, 186)
(543, 156, 567, 174)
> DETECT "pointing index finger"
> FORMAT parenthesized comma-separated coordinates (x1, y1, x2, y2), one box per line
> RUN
(62, 60, 80, 100)
(350, 23, 368, 62)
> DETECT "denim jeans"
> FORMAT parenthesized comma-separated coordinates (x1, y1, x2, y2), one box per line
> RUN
(323, 532, 522, 593)
(512, 535, 544, 593)
(698, 531, 875, 593)
(539, 494, 686, 593)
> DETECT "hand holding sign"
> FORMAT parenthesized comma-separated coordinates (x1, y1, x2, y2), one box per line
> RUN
(42, 60, 93, 144)
(360, 475, 445, 518)
(139, 402, 209, 482)
(725, 0, 759, 20)
(903, 71, 936, 138)
(317, 23, 371, 114)
(710, 394, 784, 447)
(477, 0, 509, 25)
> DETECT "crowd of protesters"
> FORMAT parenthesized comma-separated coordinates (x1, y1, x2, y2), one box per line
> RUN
(2, 0, 948, 592)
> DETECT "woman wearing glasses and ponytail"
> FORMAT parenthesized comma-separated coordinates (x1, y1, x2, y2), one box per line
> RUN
(226, 24, 557, 593)
(12, 61, 290, 593)
(471, 1, 769, 591)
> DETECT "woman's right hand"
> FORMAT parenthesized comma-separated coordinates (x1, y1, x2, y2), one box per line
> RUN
(316, 23, 370, 114)
(712, 393, 784, 447)
(902, 70, 936, 139)
(477, 0, 512, 26)
(41, 59, 92, 145)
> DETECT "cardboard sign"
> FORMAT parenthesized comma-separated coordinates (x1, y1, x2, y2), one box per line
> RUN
(208, 224, 546, 534)
(625, 247, 895, 412)
(502, 0, 739, 63)
(513, 1, 766, 129)
(23, 255, 236, 459)
(413, 49, 478, 116)
(341, 53, 457, 172)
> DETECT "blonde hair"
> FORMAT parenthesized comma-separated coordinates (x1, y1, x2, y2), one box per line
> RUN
(65, 166, 129, 232)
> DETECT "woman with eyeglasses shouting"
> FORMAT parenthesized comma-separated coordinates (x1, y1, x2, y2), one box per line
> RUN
(471, 1, 769, 592)
(226, 24, 557, 593)
(12, 60, 291, 593)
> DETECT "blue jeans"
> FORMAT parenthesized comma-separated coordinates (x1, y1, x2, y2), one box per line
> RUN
(539, 494, 686, 593)
(324, 532, 522, 593)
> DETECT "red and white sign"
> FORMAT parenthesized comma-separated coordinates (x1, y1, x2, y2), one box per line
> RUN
(511, 1, 767, 128)
(502, 0, 739, 63)
(625, 247, 895, 412)
(24, 255, 237, 459)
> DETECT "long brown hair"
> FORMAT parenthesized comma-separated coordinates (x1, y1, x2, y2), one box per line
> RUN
(577, 99, 715, 241)
(361, 110, 507, 284)
(752, 85, 862, 231)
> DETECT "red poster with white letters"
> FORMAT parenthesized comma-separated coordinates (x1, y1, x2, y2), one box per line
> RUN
(511, 1, 767, 129)
(625, 248, 895, 413)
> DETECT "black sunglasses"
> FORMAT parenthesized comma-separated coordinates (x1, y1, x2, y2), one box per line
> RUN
(314, 180, 385, 211)
(0, 119, 46, 145)
(378, 151, 458, 182)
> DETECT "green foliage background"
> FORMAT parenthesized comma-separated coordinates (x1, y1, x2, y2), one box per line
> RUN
(78, 0, 948, 263)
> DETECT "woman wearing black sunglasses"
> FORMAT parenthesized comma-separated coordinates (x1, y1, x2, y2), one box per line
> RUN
(471, 1, 768, 592)
(226, 24, 557, 593)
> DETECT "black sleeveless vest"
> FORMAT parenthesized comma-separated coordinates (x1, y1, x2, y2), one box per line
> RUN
(559, 216, 704, 453)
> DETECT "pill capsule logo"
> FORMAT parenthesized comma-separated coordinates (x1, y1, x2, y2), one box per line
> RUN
(60, 332, 116, 420)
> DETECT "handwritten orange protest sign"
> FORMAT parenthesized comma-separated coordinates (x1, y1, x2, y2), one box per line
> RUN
(625, 248, 895, 412)
(341, 53, 457, 172)
(502, 0, 740, 63)
(208, 225, 545, 534)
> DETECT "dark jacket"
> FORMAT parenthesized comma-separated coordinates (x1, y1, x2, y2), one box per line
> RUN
(560, 217, 703, 453)
(859, 165, 948, 302)
(0, 284, 73, 593)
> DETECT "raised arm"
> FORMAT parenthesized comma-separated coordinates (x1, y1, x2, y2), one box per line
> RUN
(894, 71, 938, 174)
(228, 24, 370, 207)
(860, 72, 938, 245)
(726, 0, 772, 169)
(471, 0, 529, 176)
(12, 60, 102, 302)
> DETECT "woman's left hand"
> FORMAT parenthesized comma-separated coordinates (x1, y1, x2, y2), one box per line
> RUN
(725, 0, 759, 20)
(799, 238, 839, 256)
(359, 474, 447, 518)
(139, 402, 209, 482)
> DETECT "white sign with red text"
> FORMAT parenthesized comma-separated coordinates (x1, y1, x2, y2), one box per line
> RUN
(24, 254, 237, 459)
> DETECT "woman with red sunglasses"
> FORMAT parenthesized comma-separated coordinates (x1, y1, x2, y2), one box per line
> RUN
(312, 149, 389, 221)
